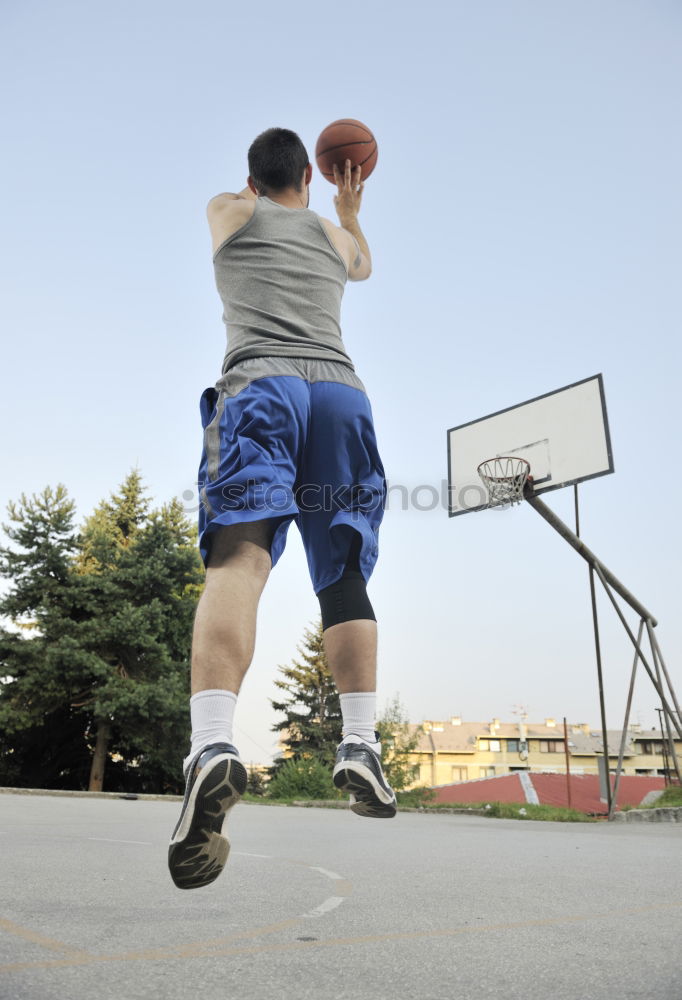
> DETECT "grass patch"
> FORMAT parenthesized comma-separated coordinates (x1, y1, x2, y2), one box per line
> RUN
(396, 786, 436, 808)
(415, 800, 596, 822)
(642, 785, 682, 808)
(239, 789, 596, 820)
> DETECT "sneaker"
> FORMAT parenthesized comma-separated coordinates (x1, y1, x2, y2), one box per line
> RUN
(332, 733, 397, 818)
(168, 742, 247, 890)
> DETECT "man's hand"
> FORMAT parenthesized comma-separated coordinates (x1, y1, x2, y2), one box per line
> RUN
(330, 159, 372, 280)
(333, 160, 364, 227)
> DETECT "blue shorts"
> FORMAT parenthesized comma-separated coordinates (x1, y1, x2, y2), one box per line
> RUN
(197, 357, 386, 593)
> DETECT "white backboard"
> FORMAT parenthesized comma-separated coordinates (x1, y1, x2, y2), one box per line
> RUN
(447, 374, 614, 516)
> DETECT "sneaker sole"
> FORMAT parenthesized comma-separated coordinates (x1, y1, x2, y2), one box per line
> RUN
(168, 755, 247, 890)
(333, 762, 397, 819)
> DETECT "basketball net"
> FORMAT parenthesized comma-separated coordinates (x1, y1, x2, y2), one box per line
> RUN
(477, 457, 531, 508)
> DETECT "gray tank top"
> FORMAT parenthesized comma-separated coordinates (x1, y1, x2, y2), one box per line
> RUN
(213, 196, 354, 373)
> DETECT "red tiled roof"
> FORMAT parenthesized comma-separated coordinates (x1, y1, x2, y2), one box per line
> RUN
(431, 773, 665, 813)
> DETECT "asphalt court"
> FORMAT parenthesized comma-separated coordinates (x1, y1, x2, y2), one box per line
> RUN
(1, 792, 681, 1000)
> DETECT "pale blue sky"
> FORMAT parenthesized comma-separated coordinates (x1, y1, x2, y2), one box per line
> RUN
(1, 1, 680, 763)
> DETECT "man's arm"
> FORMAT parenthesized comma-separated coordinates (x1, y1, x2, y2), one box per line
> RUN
(332, 160, 372, 281)
(206, 187, 257, 253)
(207, 186, 257, 211)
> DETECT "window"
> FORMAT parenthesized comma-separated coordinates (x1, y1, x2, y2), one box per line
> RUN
(507, 739, 520, 752)
(539, 740, 564, 753)
(479, 766, 495, 778)
(452, 767, 468, 782)
(479, 739, 501, 752)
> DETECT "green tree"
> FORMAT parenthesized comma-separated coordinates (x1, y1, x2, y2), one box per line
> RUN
(267, 757, 340, 801)
(0, 484, 89, 788)
(74, 473, 203, 791)
(0, 473, 204, 793)
(246, 766, 267, 797)
(376, 694, 423, 792)
(270, 620, 342, 773)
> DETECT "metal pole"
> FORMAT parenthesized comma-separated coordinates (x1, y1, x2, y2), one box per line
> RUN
(589, 564, 612, 815)
(573, 483, 611, 813)
(573, 484, 580, 538)
(656, 708, 671, 787)
(647, 626, 682, 784)
(563, 716, 572, 809)
(608, 620, 644, 821)
(646, 623, 682, 724)
(523, 491, 658, 626)
(664, 713, 682, 785)
(592, 565, 682, 742)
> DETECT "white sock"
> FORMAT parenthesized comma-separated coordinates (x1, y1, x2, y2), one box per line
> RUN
(340, 692, 377, 745)
(186, 689, 238, 766)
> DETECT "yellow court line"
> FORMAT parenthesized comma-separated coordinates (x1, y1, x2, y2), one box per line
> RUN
(0, 918, 91, 961)
(0, 858, 351, 968)
(1, 901, 681, 975)
(117, 917, 304, 961)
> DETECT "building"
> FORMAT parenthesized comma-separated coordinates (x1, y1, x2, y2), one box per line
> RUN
(407, 716, 680, 787)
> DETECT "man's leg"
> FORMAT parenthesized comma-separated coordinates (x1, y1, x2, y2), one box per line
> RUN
(318, 565, 397, 819)
(183, 521, 273, 764)
(324, 619, 381, 744)
(192, 519, 275, 695)
(297, 374, 393, 817)
(169, 519, 275, 890)
(323, 619, 376, 694)
(318, 534, 379, 742)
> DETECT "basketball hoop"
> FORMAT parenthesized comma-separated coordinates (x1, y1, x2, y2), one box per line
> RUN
(477, 457, 531, 508)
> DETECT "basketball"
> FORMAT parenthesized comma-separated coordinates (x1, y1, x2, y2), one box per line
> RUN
(315, 119, 378, 184)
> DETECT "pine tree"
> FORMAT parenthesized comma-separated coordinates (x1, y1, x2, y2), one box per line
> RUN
(0, 484, 90, 787)
(0, 484, 78, 623)
(270, 620, 342, 771)
(0, 474, 204, 792)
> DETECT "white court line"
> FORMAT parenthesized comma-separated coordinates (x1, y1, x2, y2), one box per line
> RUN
(302, 896, 346, 919)
(308, 865, 344, 881)
(87, 838, 152, 845)
(224, 852, 349, 921)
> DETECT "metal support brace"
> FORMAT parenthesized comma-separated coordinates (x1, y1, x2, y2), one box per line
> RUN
(524, 491, 657, 625)
(592, 566, 682, 743)
(523, 487, 682, 816)
(609, 621, 644, 821)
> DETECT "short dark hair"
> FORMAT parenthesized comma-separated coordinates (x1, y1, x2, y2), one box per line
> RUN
(248, 128, 310, 194)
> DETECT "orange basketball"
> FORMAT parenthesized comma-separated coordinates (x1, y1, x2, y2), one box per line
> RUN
(315, 119, 378, 184)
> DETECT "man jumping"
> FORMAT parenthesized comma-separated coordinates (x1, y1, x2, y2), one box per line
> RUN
(168, 127, 396, 891)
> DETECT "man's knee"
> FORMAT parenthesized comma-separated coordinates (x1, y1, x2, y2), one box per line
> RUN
(318, 570, 376, 630)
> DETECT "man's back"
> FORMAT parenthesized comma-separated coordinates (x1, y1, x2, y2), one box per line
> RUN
(212, 196, 353, 373)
